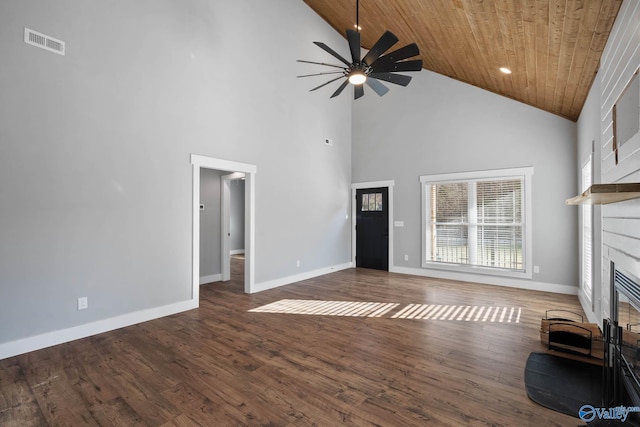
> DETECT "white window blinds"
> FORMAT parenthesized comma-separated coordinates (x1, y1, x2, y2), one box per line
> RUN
(424, 173, 526, 273)
(582, 159, 593, 302)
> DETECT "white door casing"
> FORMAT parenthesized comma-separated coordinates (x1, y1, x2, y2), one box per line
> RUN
(191, 154, 256, 296)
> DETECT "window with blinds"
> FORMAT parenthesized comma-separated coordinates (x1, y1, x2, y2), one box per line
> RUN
(581, 158, 593, 302)
(421, 168, 532, 278)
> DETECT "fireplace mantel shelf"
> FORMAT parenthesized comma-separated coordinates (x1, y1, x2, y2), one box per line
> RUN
(566, 183, 640, 205)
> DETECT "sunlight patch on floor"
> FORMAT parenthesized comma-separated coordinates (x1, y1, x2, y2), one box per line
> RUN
(391, 304, 521, 323)
(249, 299, 521, 323)
(249, 299, 399, 317)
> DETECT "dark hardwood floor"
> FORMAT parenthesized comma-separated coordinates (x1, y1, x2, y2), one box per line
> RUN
(1, 259, 586, 426)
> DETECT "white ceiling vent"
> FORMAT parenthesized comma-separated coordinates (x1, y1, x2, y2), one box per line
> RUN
(24, 27, 65, 56)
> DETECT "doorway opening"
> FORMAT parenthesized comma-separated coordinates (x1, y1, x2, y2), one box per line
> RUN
(191, 154, 256, 299)
(222, 173, 246, 285)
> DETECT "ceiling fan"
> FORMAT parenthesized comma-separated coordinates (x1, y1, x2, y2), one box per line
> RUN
(297, 0, 422, 100)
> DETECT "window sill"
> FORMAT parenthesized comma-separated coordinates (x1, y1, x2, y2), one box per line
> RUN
(422, 261, 532, 280)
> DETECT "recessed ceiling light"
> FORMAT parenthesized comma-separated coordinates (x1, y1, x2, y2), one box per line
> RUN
(499, 67, 512, 74)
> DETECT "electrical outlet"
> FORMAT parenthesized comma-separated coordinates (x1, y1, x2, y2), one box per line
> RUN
(296, 260, 300, 267)
(77, 297, 88, 310)
(533, 266, 540, 274)
(404, 255, 409, 261)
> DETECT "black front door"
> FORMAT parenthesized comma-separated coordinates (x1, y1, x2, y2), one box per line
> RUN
(356, 187, 389, 271)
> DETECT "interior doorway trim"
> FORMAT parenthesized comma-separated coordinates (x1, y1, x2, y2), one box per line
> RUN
(191, 154, 256, 297)
(351, 180, 394, 270)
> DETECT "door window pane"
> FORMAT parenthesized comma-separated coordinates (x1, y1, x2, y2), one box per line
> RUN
(362, 194, 369, 211)
(361, 192, 383, 212)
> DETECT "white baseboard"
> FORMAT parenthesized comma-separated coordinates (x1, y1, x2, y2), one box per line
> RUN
(2, 263, 577, 360)
(230, 249, 245, 255)
(200, 274, 222, 285)
(389, 266, 578, 295)
(0, 299, 198, 361)
(252, 262, 353, 293)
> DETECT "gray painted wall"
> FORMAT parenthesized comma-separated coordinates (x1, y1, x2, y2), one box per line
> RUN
(200, 169, 223, 278)
(353, 69, 578, 290)
(0, 0, 351, 346)
(230, 179, 245, 252)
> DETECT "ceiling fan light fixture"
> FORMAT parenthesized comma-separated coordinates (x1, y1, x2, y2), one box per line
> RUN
(297, 0, 421, 99)
(348, 71, 367, 85)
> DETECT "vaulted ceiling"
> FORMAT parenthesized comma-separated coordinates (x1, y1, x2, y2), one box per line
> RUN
(303, 0, 622, 121)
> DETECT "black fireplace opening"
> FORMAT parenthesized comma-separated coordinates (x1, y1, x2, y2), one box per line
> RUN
(606, 262, 640, 425)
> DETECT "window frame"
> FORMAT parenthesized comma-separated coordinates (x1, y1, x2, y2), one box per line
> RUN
(581, 157, 593, 304)
(420, 167, 534, 279)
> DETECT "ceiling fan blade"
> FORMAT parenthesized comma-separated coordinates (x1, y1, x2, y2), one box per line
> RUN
(330, 80, 350, 98)
(371, 59, 423, 73)
(310, 76, 345, 92)
(354, 84, 365, 99)
(362, 31, 399, 66)
(296, 59, 346, 70)
(297, 71, 346, 78)
(372, 43, 420, 66)
(365, 78, 389, 97)
(369, 72, 412, 87)
(347, 29, 361, 63)
(313, 42, 351, 66)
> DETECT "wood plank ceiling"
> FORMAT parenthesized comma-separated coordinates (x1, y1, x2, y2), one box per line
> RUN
(302, 0, 622, 121)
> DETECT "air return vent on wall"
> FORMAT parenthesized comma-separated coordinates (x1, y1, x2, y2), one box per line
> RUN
(24, 27, 65, 56)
